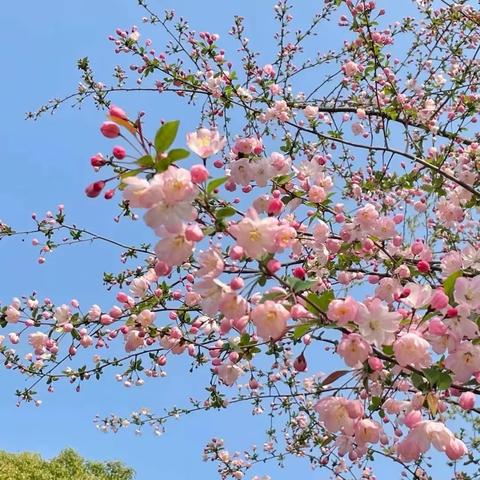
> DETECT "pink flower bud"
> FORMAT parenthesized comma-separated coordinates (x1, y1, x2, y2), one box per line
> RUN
(190, 164, 209, 183)
(116, 292, 129, 303)
(109, 306, 123, 319)
(392, 235, 403, 247)
(112, 146, 126, 159)
(430, 289, 449, 310)
(459, 391, 475, 410)
(266, 259, 281, 274)
(154, 261, 172, 276)
(292, 267, 306, 280)
(417, 260, 430, 273)
(229, 245, 244, 260)
(100, 121, 120, 138)
(411, 240, 424, 255)
(249, 378, 259, 389)
(185, 224, 204, 242)
(104, 189, 115, 200)
(91, 153, 107, 167)
(109, 105, 128, 120)
(156, 355, 167, 366)
(267, 197, 284, 216)
(446, 307, 458, 318)
(293, 353, 307, 372)
(428, 317, 448, 336)
(228, 351, 239, 363)
(230, 277, 244, 290)
(85, 181, 106, 198)
(290, 304, 309, 320)
(368, 356, 384, 371)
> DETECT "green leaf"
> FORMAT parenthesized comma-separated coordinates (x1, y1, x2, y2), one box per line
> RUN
(292, 323, 312, 340)
(411, 372, 427, 391)
(443, 270, 462, 303)
(306, 290, 334, 313)
(436, 372, 453, 390)
(166, 148, 190, 162)
(155, 156, 171, 173)
(216, 206, 236, 219)
(207, 176, 228, 194)
(382, 345, 394, 356)
(154, 120, 180, 152)
(239, 333, 251, 346)
(136, 155, 154, 167)
(423, 367, 440, 385)
(286, 277, 316, 293)
(260, 291, 285, 303)
(368, 396, 382, 411)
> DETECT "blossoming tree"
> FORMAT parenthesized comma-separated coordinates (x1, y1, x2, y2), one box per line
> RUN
(4, 0, 480, 478)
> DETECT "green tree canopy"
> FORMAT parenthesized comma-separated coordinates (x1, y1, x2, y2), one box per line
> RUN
(0, 448, 134, 480)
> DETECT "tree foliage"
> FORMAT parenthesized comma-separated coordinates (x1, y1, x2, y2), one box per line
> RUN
(0, 449, 134, 480)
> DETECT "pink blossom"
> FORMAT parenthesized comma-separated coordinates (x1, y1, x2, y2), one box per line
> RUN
(355, 298, 401, 347)
(186, 128, 226, 158)
(401, 282, 432, 309)
(53, 304, 71, 325)
(355, 203, 379, 229)
(228, 208, 279, 259)
(327, 296, 359, 325)
(136, 309, 155, 327)
(190, 164, 209, 183)
(397, 421, 466, 462)
(354, 419, 381, 445)
(393, 332, 432, 369)
(217, 362, 243, 386)
(343, 61, 359, 77)
(314, 397, 355, 435)
(124, 329, 144, 352)
(219, 292, 248, 320)
(6, 305, 20, 323)
(337, 333, 372, 368)
(445, 341, 480, 382)
(154, 166, 196, 203)
(251, 300, 290, 340)
(194, 277, 225, 317)
(122, 177, 157, 209)
(351, 122, 364, 136)
(154, 230, 194, 267)
(144, 201, 196, 235)
(454, 276, 480, 310)
(29, 331, 48, 354)
(303, 105, 318, 119)
(232, 137, 263, 155)
(196, 247, 224, 279)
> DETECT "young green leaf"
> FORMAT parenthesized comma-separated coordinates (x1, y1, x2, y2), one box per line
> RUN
(207, 176, 228, 194)
(155, 120, 180, 152)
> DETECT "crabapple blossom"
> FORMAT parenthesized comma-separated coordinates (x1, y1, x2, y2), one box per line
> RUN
(186, 128, 226, 158)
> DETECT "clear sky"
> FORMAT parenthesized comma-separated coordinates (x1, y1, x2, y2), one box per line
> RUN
(1, 1, 331, 479)
(1, 1, 439, 479)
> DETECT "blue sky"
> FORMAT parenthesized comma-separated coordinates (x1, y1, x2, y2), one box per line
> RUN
(1, 1, 334, 478)
(0, 1, 447, 479)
